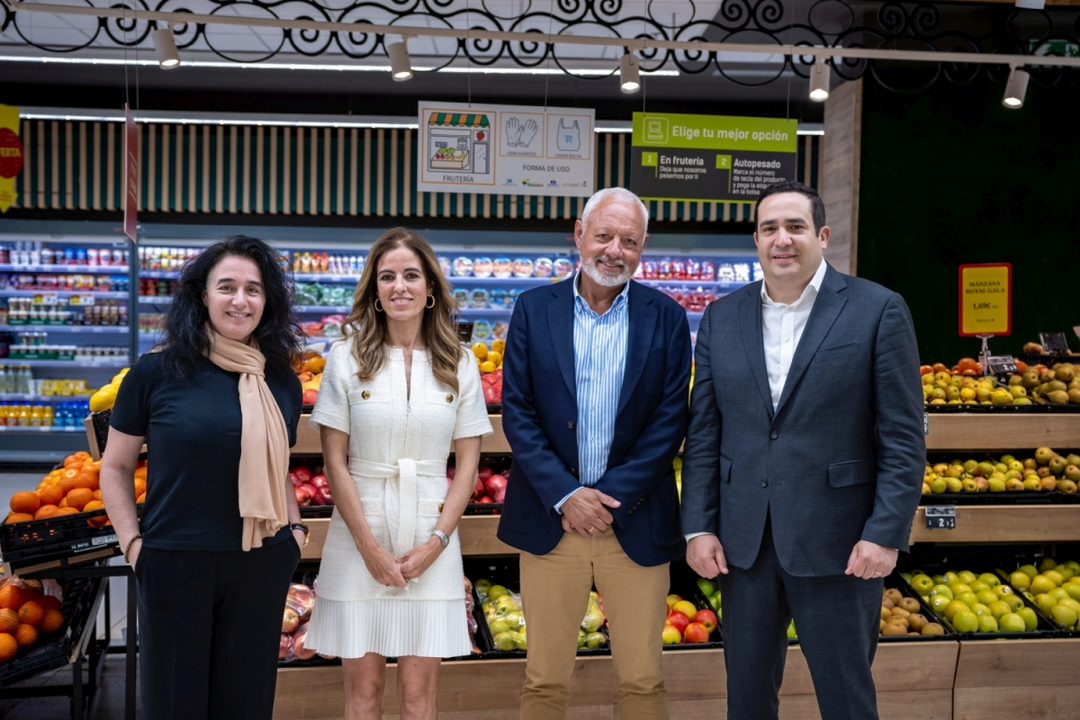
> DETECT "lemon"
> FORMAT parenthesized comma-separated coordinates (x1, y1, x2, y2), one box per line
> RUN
(491, 339, 506, 355)
(487, 351, 503, 368)
(480, 361, 496, 374)
(472, 342, 488, 361)
(90, 384, 118, 413)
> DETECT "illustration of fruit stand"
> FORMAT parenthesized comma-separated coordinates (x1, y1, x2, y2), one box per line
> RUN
(427, 112, 491, 173)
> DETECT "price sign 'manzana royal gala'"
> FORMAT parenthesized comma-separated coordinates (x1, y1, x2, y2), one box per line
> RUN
(0, 104, 24, 213)
(958, 263, 1012, 336)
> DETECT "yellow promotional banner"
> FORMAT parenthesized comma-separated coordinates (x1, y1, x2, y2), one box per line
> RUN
(958, 263, 1011, 336)
(0, 104, 23, 213)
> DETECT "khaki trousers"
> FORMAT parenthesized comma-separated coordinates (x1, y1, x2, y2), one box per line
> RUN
(519, 527, 670, 720)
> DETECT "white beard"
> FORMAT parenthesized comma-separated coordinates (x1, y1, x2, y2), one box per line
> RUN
(582, 255, 633, 287)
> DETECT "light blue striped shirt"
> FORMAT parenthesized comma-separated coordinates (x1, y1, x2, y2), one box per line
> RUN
(555, 274, 630, 511)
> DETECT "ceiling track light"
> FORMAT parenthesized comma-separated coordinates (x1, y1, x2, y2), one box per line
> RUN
(619, 52, 641, 94)
(1003, 65, 1030, 109)
(387, 40, 413, 82)
(809, 59, 830, 102)
(151, 22, 180, 69)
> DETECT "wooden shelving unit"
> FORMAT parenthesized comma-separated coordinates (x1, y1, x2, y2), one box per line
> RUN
(283, 411, 1080, 720)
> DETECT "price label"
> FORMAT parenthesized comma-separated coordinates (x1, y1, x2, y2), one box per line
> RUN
(69, 293, 95, 306)
(1040, 332, 1070, 354)
(31, 293, 58, 306)
(925, 505, 957, 530)
(986, 355, 1019, 375)
(923, 412, 929, 436)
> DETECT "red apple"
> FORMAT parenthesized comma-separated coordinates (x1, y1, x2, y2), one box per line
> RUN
(483, 385, 499, 404)
(295, 485, 314, 506)
(302, 388, 319, 405)
(314, 486, 334, 505)
(477, 496, 494, 504)
(292, 466, 312, 485)
(310, 474, 328, 489)
(666, 610, 690, 634)
(661, 623, 682, 644)
(478, 467, 494, 481)
(279, 634, 293, 660)
(289, 472, 303, 488)
(446, 466, 456, 480)
(665, 594, 682, 611)
(472, 475, 485, 501)
(692, 609, 717, 633)
(485, 474, 508, 500)
(683, 622, 710, 644)
(282, 607, 300, 634)
(492, 484, 507, 503)
(292, 622, 317, 660)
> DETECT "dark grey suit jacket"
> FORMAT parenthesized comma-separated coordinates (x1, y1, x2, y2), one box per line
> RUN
(680, 264, 925, 577)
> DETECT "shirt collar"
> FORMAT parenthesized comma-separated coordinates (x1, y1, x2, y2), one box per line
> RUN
(573, 271, 630, 313)
(761, 258, 828, 308)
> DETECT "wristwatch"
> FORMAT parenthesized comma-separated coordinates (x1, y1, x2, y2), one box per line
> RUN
(432, 530, 450, 548)
(291, 523, 310, 548)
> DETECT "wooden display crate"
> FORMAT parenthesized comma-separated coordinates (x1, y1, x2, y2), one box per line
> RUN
(953, 638, 1080, 720)
(273, 643, 957, 720)
(925, 414, 1080, 451)
(910, 505, 1080, 544)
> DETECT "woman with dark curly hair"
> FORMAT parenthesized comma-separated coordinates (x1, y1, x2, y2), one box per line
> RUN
(100, 235, 306, 720)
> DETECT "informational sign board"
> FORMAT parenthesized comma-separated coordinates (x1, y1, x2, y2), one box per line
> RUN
(958, 263, 1012, 336)
(123, 104, 139, 243)
(630, 112, 798, 202)
(417, 102, 594, 197)
(0, 103, 23, 213)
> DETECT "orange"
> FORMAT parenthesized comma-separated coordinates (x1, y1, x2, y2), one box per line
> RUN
(9, 491, 41, 514)
(0, 633, 16, 662)
(5, 513, 32, 525)
(136, 493, 147, 504)
(0, 586, 20, 610)
(34, 505, 60, 520)
(38, 484, 63, 506)
(0, 609, 18, 633)
(58, 469, 79, 495)
(40, 609, 64, 634)
(92, 490, 102, 502)
(38, 595, 61, 612)
(55, 507, 78, 516)
(13, 623, 37, 648)
(83, 501, 109, 528)
(65, 488, 93, 512)
(71, 451, 90, 464)
(931, 362, 948, 374)
(57, 498, 68, 509)
(16, 601, 43, 627)
(133, 467, 148, 483)
(74, 470, 99, 492)
(133, 478, 147, 498)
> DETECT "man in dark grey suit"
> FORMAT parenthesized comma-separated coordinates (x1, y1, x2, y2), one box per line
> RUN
(680, 181, 924, 720)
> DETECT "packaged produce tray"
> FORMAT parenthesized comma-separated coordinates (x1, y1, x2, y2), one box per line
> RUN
(897, 560, 1061, 640)
(0, 506, 122, 569)
(0, 574, 105, 688)
(464, 557, 611, 659)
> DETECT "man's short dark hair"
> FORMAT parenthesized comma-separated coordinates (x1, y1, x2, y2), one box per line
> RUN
(755, 181, 827, 235)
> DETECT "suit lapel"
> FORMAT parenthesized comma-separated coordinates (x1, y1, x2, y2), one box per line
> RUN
(739, 285, 774, 419)
(547, 279, 577, 402)
(616, 282, 657, 416)
(773, 266, 849, 418)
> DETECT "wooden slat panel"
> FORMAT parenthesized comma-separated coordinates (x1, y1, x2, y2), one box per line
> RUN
(296, 126, 305, 215)
(363, 128, 371, 216)
(926, 414, 1080, 450)
(283, 127, 292, 214)
(376, 129, 386, 216)
(256, 125, 265, 214)
(336, 127, 345, 216)
(954, 638, 1080, 719)
(78, 122, 88, 210)
(39, 121, 48, 209)
(269, 127, 278, 214)
(954, 686, 1080, 720)
(146, 124, 155, 212)
(821, 79, 862, 276)
(51, 120, 60, 209)
(93, 122, 102, 211)
(202, 125, 211, 212)
(229, 125, 238, 213)
(402, 129, 411, 217)
(216, 125, 225, 212)
(242, 125, 251, 213)
(64, 121, 74, 209)
(912, 505, 1080, 543)
(19, 120, 30, 209)
(161, 124, 170, 212)
(323, 127, 331, 215)
(350, 128, 359, 216)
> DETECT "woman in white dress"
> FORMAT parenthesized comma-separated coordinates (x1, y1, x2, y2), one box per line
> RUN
(305, 228, 492, 719)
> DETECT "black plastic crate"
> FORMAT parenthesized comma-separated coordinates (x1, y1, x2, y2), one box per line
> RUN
(0, 508, 120, 568)
(924, 403, 1080, 414)
(878, 572, 957, 642)
(919, 491, 1059, 506)
(898, 561, 1061, 639)
(0, 574, 105, 688)
(666, 562, 722, 650)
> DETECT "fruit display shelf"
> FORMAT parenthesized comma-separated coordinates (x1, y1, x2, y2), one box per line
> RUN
(273, 641, 959, 720)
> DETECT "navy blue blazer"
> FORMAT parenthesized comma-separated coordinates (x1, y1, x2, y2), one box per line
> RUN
(496, 277, 691, 567)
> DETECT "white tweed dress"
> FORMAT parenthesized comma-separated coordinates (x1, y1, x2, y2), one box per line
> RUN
(305, 342, 492, 658)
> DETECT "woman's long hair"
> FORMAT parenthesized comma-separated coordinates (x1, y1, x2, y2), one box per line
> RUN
(159, 235, 302, 379)
(343, 228, 463, 392)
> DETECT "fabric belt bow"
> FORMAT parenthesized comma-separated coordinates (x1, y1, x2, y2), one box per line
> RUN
(350, 458, 446, 556)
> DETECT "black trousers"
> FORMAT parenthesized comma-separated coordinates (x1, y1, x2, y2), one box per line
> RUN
(135, 539, 300, 720)
(718, 515, 883, 720)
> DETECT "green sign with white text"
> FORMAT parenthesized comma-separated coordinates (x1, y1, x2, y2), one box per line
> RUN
(631, 112, 798, 203)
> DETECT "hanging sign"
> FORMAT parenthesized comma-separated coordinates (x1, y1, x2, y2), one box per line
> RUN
(123, 104, 139, 243)
(630, 112, 798, 203)
(0, 104, 23, 213)
(958, 263, 1011, 336)
(417, 101, 594, 197)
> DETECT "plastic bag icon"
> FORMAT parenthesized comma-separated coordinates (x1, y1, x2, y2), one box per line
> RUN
(557, 119, 580, 152)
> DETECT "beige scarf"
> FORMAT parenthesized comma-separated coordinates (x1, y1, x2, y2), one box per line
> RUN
(205, 326, 290, 551)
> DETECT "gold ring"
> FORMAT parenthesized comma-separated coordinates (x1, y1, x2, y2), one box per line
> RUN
(588, 526, 596, 533)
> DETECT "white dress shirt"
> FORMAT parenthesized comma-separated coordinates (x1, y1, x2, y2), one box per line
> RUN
(685, 259, 827, 542)
(761, 258, 828, 410)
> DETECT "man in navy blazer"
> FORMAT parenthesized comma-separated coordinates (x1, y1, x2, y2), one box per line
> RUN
(681, 181, 924, 720)
(498, 187, 690, 720)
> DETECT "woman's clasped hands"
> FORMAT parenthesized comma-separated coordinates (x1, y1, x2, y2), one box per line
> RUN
(361, 538, 444, 588)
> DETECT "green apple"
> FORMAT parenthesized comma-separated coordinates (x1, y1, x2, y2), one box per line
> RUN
(977, 615, 999, 633)
(952, 611, 979, 633)
(999, 613, 1026, 632)
(978, 573, 1002, 588)
(930, 585, 954, 601)
(696, 578, 716, 596)
(910, 574, 935, 595)
(1018, 607, 1039, 631)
